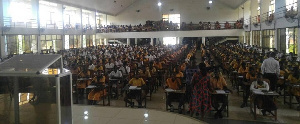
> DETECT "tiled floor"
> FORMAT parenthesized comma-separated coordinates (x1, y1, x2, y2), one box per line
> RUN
(72, 105, 203, 124)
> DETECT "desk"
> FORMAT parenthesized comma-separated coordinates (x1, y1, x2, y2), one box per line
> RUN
(250, 91, 279, 120)
(164, 88, 186, 111)
(284, 82, 300, 108)
(86, 84, 110, 106)
(125, 86, 146, 108)
(212, 90, 229, 117)
(108, 78, 120, 100)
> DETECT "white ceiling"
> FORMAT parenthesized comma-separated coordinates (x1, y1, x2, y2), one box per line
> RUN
(216, 0, 248, 9)
(49, 0, 247, 16)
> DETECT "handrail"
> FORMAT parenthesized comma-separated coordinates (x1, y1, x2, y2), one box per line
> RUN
(244, 1, 298, 25)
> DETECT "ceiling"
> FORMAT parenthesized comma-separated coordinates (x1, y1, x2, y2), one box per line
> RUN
(216, 0, 248, 9)
(48, 0, 247, 16)
(49, 0, 139, 15)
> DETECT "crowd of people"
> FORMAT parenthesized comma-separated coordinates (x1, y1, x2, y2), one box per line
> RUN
(97, 19, 244, 33)
(60, 40, 299, 120)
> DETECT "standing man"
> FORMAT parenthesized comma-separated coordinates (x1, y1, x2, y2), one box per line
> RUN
(261, 52, 280, 91)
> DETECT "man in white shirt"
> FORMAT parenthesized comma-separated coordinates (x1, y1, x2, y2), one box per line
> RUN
(105, 59, 115, 69)
(261, 52, 280, 91)
(119, 62, 130, 75)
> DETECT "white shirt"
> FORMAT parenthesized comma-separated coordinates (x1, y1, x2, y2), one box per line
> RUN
(115, 60, 123, 66)
(109, 70, 123, 78)
(88, 64, 95, 70)
(105, 63, 115, 69)
(250, 81, 269, 91)
(119, 66, 130, 74)
(261, 57, 280, 75)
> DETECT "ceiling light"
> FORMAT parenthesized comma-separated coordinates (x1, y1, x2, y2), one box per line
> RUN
(158, 2, 162, 6)
(209, 0, 212, 4)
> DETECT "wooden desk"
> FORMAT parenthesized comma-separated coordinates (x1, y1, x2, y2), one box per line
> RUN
(125, 86, 146, 108)
(164, 88, 186, 111)
(250, 91, 279, 121)
(212, 90, 230, 117)
(284, 82, 300, 108)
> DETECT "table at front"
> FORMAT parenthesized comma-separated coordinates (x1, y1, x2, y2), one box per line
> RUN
(250, 91, 279, 121)
(73, 78, 92, 104)
(164, 88, 186, 111)
(125, 86, 146, 108)
(212, 90, 230, 117)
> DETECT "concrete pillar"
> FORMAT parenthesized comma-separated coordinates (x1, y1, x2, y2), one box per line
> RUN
(127, 38, 130, 45)
(250, 31, 253, 46)
(135, 38, 138, 45)
(274, 29, 278, 50)
(104, 38, 107, 45)
(0, 36, 5, 58)
(0, 0, 5, 58)
(176, 37, 179, 45)
(37, 35, 42, 54)
(298, 28, 300, 57)
(202, 37, 206, 46)
(260, 31, 262, 47)
(150, 38, 153, 46)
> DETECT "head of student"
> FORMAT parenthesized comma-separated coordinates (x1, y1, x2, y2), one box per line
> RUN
(257, 73, 263, 84)
(269, 52, 276, 58)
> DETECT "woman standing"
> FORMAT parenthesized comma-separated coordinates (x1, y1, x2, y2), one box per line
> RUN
(189, 63, 211, 118)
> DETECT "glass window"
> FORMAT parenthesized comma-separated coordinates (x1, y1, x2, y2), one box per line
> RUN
(286, 0, 297, 11)
(39, 0, 63, 29)
(162, 14, 180, 29)
(286, 28, 298, 54)
(262, 30, 275, 48)
(269, 0, 275, 15)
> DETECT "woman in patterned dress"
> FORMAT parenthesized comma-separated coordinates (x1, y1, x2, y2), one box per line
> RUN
(190, 63, 211, 118)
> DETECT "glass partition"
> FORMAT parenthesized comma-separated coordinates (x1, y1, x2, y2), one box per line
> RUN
(96, 12, 106, 29)
(41, 35, 63, 52)
(3, 0, 38, 28)
(0, 76, 57, 124)
(252, 30, 261, 47)
(286, 28, 298, 54)
(63, 5, 81, 30)
(82, 9, 95, 30)
(5, 35, 37, 55)
(39, 0, 63, 29)
(69, 35, 82, 49)
(262, 30, 275, 48)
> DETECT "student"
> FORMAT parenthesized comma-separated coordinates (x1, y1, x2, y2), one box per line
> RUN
(250, 73, 277, 115)
(88, 71, 106, 104)
(241, 67, 257, 108)
(165, 73, 184, 113)
(210, 70, 231, 119)
(287, 67, 300, 110)
(124, 73, 146, 108)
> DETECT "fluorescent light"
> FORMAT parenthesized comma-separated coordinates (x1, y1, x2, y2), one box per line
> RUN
(158, 2, 162, 6)
(209, 0, 212, 4)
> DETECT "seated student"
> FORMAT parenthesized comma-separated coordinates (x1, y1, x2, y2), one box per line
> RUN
(165, 73, 185, 113)
(250, 73, 277, 115)
(124, 73, 146, 108)
(88, 71, 106, 104)
(210, 70, 231, 119)
(108, 66, 123, 98)
(175, 68, 184, 84)
(287, 67, 300, 110)
(241, 67, 257, 108)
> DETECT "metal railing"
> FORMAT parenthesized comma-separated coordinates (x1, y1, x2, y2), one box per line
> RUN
(3, 17, 38, 28)
(244, 1, 298, 26)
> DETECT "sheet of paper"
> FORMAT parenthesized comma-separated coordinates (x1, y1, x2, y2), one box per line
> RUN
(253, 90, 264, 95)
(216, 90, 226, 94)
(129, 86, 137, 90)
(165, 88, 175, 92)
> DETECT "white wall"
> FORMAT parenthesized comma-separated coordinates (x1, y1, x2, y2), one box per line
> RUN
(107, 0, 240, 25)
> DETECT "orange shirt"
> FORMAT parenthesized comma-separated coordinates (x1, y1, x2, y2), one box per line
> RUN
(210, 77, 227, 90)
(166, 78, 181, 90)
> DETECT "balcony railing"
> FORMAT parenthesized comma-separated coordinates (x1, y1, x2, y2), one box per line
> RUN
(3, 17, 38, 28)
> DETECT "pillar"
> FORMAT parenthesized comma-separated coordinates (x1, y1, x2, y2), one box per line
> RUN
(127, 38, 130, 45)
(37, 35, 42, 54)
(202, 37, 206, 46)
(298, 27, 300, 57)
(104, 38, 107, 45)
(135, 38, 138, 45)
(150, 38, 153, 46)
(0, 0, 5, 58)
(176, 37, 179, 45)
(274, 29, 278, 50)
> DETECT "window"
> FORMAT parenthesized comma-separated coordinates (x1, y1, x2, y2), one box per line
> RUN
(252, 31, 261, 47)
(162, 14, 180, 29)
(286, 28, 298, 54)
(262, 30, 275, 48)
(163, 37, 176, 45)
(286, 0, 297, 11)
(245, 32, 251, 45)
(269, 0, 275, 15)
